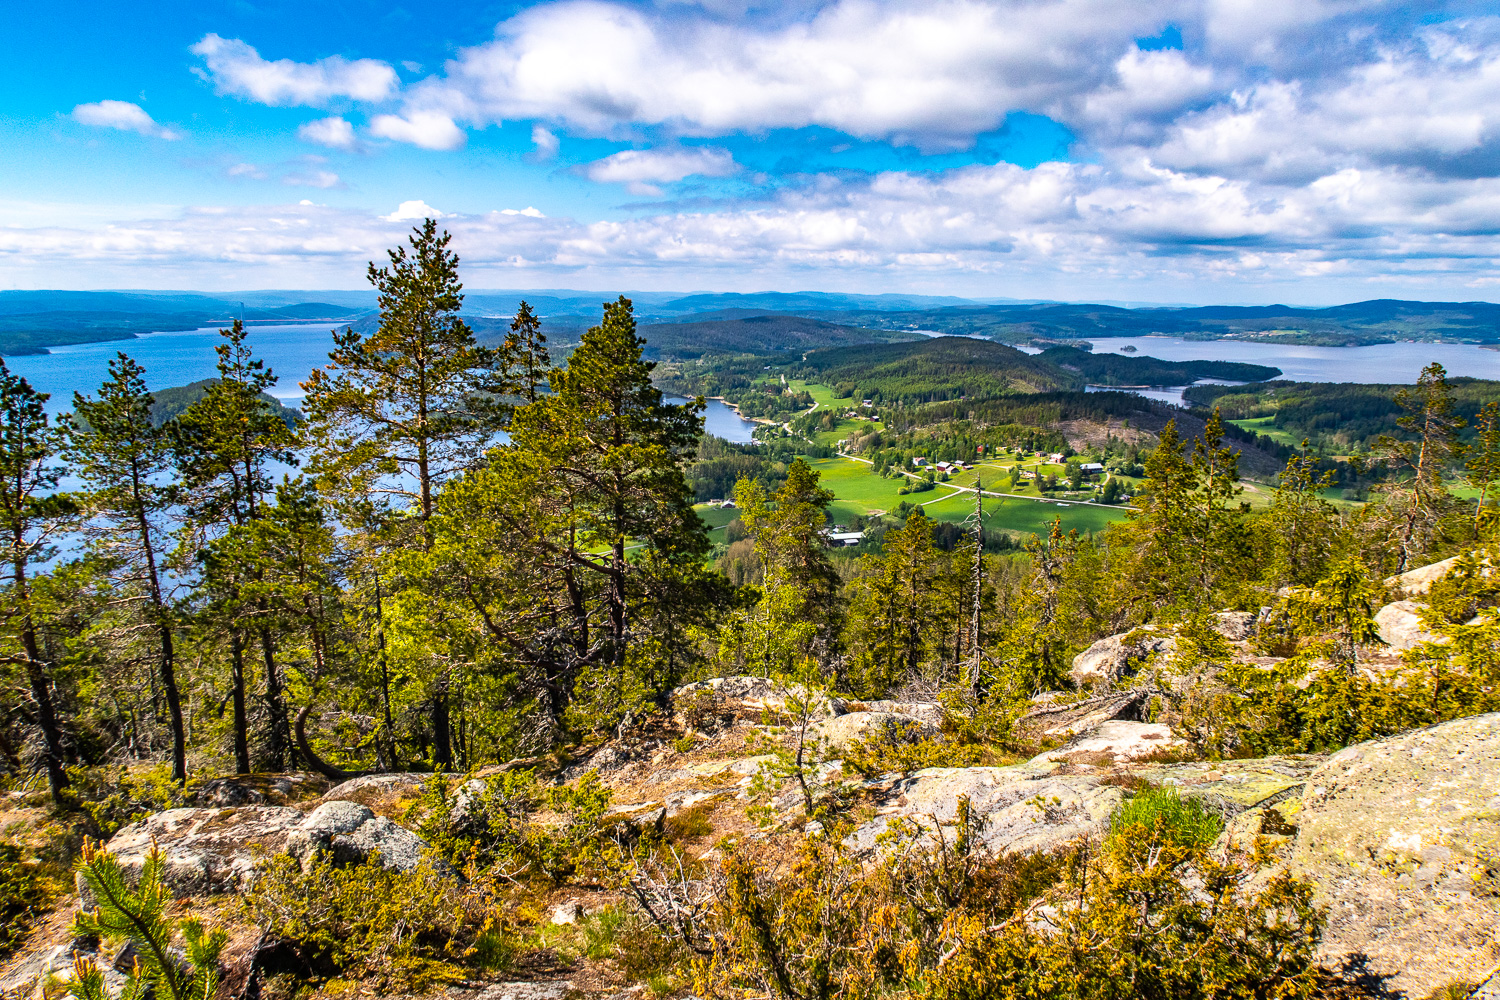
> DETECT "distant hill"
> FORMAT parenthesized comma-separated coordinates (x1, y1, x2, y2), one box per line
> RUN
(1036, 346, 1281, 385)
(793, 336, 1078, 403)
(147, 379, 301, 428)
(0, 291, 369, 356)
(638, 314, 918, 358)
(826, 299, 1500, 346)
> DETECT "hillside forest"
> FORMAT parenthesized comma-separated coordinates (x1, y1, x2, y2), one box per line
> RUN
(3, 223, 1500, 1000)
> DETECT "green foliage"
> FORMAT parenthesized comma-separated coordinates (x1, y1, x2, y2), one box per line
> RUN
(65, 764, 187, 838)
(840, 718, 985, 776)
(792, 337, 1076, 405)
(241, 853, 489, 990)
(1107, 787, 1223, 852)
(0, 842, 50, 961)
(70, 840, 227, 1000)
(694, 793, 1330, 1000)
(413, 770, 619, 886)
(1036, 346, 1280, 386)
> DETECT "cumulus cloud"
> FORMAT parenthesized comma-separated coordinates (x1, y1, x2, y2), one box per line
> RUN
(192, 34, 399, 106)
(298, 116, 359, 150)
(283, 170, 343, 189)
(384, 200, 445, 221)
(369, 111, 466, 150)
(581, 147, 738, 194)
(71, 101, 180, 139)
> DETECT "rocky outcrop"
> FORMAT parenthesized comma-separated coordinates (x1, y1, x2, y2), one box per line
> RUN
(1032, 720, 1184, 765)
(673, 676, 847, 719)
(1385, 554, 1468, 597)
(93, 801, 434, 899)
(1292, 713, 1500, 997)
(1374, 599, 1442, 651)
(850, 764, 1125, 855)
(191, 772, 327, 807)
(1070, 628, 1177, 686)
(812, 711, 940, 750)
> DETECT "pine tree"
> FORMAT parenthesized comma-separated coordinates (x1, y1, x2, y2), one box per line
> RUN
(302, 219, 511, 539)
(1188, 408, 1249, 594)
(174, 321, 298, 773)
(62, 354, 187, 783)
(736, 459, 841, 624)
(844, 508, 945, 696)
(1376, 362, 1465, 572)
(1264, 440, 1339, 588)
(0, 361, 74, 797)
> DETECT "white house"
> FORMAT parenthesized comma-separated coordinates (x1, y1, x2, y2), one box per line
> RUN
(912, 457, 929, 467)
(1079, 462, 1104, 475)
(826, 530, 865, 546)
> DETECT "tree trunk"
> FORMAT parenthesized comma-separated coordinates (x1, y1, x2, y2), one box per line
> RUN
(259, 626, 290, 770)
(136, 505, 186, 785)
(14, 557, 67, 798)
(230, 629, 251, 775)
(432, 670, 452, 769)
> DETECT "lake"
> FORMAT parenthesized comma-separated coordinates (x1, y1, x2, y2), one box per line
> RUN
(6, 323, 762, 443)
(1080, 335, 1500, 407)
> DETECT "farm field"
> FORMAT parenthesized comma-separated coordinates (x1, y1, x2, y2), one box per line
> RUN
(801, 455, 1131, 537)
(1229, 415, 1300, 446)
(694, 503, 739, 542)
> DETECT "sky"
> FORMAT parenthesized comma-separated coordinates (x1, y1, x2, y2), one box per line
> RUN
(3, 0, 1500, 303)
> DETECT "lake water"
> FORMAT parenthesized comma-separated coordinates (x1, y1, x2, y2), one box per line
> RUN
(6, 323, 762, 443)
(1080, 335, 1500, 408)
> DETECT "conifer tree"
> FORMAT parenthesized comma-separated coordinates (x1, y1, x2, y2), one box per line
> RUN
(174, 322, 298, 772)
(1376, 362, 1465, 571)
(844, 508, 944, 695)
(1188, 408, 1249, 594)
(1466, 400, 1500, 536)
(302, 219, 511, 538)
(0, 361, 74, 797)
(736, 459, 841, 623)
(62, 354, 187, 783)
(1264, 440, 1339, 588)
(504, 301, 550, 404)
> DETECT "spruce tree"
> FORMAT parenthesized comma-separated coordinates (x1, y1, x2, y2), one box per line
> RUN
(1376, 362, 1465, 571)
(504, 301, 550, 404)
(1466, 400, 1500, 536)
(62, 354, 187, 783)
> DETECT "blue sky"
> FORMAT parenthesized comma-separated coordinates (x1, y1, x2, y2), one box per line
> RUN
(3, 0, 1500, 302)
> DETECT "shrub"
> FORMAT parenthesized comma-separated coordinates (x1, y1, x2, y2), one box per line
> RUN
(65, 765, 185, 839)
(842, 718, 985, 777)
(241, 853, 503, 990)
(0, 843, 50, 961)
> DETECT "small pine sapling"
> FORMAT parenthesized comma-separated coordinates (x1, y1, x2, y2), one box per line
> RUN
(69, 838, 226, 1000)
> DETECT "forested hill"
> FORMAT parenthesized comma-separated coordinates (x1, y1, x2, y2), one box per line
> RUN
(1037, 346, 1281, 385)
(0, 291, 368, 355)
(637, 314, 919, 358)
(793, 336, 1078, 402)
(1184, 377, 1500, 451)
(147, 379, 302, 428)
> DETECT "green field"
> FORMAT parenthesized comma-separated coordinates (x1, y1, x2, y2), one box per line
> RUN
(800, 456, 1130, 537)
(694, 503, 739, 541)
(1230, 416, 1299, 447)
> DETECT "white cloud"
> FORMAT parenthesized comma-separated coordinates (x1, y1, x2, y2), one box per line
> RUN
(531, 124, 560, 159)
(191, 34, 399, 106)
(283, 170, 343, 189)
(298, 116, 359, 149)
(424, 0, 1163, 146)
(368, 111, 466, 150)
(71, 100, 180, 140)
(384, 200, 445, 221)
(582, 147, 738, 194)
(226, 162, 269, 180)
(501, 207, 547, 217)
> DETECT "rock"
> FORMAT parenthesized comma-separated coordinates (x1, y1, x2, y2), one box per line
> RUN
(849, 764, 1125, 856)
(0, 939, 131, 1000)
(1138, 754, 1325, 815)
(811, 711, 940, 751)
(1210, 610, 1257, 641)
(285, 801, 431, 873)
(320, 772, 438, 805)
(855, 700, 945, 728)
(672, 676, 846, 719)
(93, 806, 305, 898)
(1292, 713, 1500, 997)
(1385, 555, 1466, 597)
(1069, 628, 1177, 686)
(604, 802, 666, 838)
(550, 900, 583, 925)
(1031, 720, 1184, 766)
(191, 772, 326, 807)
(1374, 599, 1442, 650)
(94, 800, 437, 900)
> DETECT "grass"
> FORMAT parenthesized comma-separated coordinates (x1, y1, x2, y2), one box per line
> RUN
(799, 456, 1130, 537)
(694, 503, 739, 542)
(1229, 416, 1300, 447)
